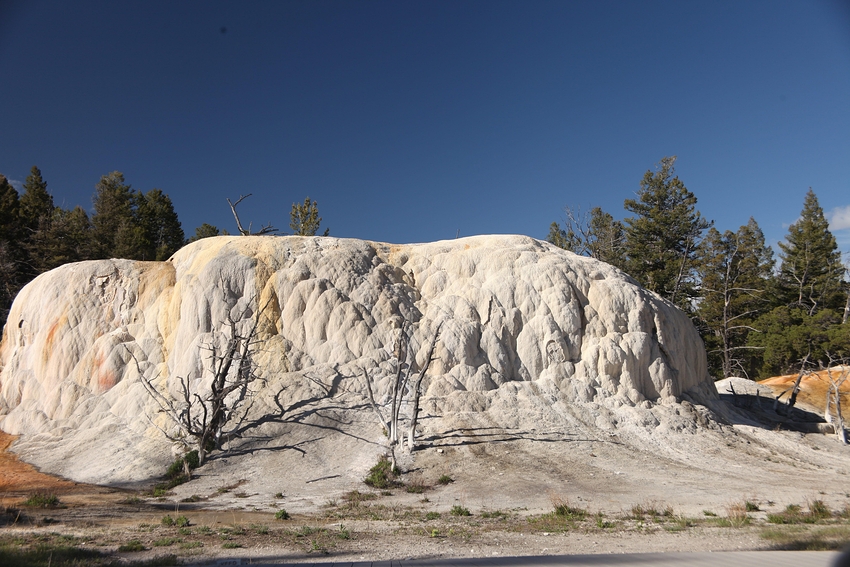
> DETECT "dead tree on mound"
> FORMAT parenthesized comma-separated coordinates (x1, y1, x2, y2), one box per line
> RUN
(136, 304, 266, 467)
(823, 355, 850, 444)
(228, 194, 279, 236)
(363, 321, 442, 467)
(773, 353, 811, 417)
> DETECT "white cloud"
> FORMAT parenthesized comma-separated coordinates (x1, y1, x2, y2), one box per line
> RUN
(828, 205, 850, 231)
(8, 179, 23, 192)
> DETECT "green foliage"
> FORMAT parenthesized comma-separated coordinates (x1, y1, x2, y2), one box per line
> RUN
(135, 188, 185, 260)
(547, 207, 626, 269)
(160, 515, 189, 528)
(91, 172, 185, 260)
(437, 474, 454, 485)
(623, 156, 711, 310)
(450, 505, 471, 516)
(776, 189, 845, 313)
(289, 196, 327, 236)
(118, 540, 146, 552)
(767, 502, 833, 524)
(274, 509, 290, 520)
(364, 456, 400, 489)
(748, 306, 850, 377)
(19, 166, 53, 236)
(697, 218, 774, 378)
(23, 492, 59, 508)
(553, 502, 588, 520)
(188, 223, 221, 242)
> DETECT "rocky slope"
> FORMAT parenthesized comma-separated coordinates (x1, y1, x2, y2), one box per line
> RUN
(0, 235, 715, 486)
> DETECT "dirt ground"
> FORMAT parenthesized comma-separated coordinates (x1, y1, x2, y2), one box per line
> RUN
(3, 373, 850, 564)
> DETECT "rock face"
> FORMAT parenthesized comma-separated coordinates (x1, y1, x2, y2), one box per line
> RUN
(0, 235, 713, 484)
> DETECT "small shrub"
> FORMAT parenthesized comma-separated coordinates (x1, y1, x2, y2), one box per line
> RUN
(343, 490, 377, 503)
(175, 516, 190, 527)
(153, 537, 182, 547)
(437, 474, 454, 485)
(23, 492, 59, 508)
(703, 510, 717, 517)
(181, 541, 203, 549)
(275, 509, 290, 520)
(161, 515, 175, 527)
(406, 480, 429, 494)
(808, 499, 832, 520)
(450, 505, 471, 517)
(364, 456, 400, 489)
(725, 502, 751, 527)
(222, 542, 242, 549)
(745, 501, 760, 512)
(425, 511, 441, 520)
(275, 492, 284, 499)
(551, 494, 587, 521)
(118, 540, 146, 552)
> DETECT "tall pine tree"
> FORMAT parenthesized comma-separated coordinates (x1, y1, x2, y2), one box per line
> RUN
(776, 188, 844, 314)
(623, 156, 711, 310)
(748, 189, 849, 376)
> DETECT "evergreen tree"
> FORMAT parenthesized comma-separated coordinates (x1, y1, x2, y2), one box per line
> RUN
(697, 218, 774, 379)
(136, 189, 185, 260)
(776, 188, 844, 314)
(290, 197, 327, 236)
(0, 174, 24, 330)
(29, 206, 93, 271)
(91, 172, 136, 259)
(623, 156, 711, 310)
(189, 223, 222, 243)
(748, 306, 850, 376)
(19, 166, 53, 234)
(746, 189, 849, 377)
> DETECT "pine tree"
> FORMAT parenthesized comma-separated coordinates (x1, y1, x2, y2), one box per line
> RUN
(290, 197, 327, 236)
(0, 174, 24, 330)
(19, 166, 53, 234)
(189, 223, 222, 243)
(623, 156, 711, 310)
(29, 206, 93, 271)
(697, 218, 774, 378)
(776, 188, 844, 314)
(136, 189, 185, 260)
(91, 172, 136, 259)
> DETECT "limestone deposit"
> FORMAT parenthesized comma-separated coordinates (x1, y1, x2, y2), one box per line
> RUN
(0, 235, 715, 486)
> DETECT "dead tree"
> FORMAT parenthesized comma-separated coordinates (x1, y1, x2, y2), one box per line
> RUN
(823, 355, 849, 444)
(363, 320, 442, 467)
(774, 353, 810, 416)
(227, 194, 279, 236)
(138, 305, 265, 466)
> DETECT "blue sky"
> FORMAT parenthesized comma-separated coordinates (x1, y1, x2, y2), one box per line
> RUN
(1, 0, 848, 257)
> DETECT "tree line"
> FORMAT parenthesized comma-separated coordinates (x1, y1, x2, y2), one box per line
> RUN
(547, 156, 850, 380)
(0, 166, 327, 329)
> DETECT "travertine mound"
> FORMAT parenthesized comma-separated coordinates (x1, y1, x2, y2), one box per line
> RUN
(0, 235, 713, 484)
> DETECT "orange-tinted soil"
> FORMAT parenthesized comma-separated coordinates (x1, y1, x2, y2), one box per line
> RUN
(759, 366, 850, 414)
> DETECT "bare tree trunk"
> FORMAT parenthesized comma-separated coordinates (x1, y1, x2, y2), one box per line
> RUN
(406, 323, 442, 451)
(780, 354, 810, 416)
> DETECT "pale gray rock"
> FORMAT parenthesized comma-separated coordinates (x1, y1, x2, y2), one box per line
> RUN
(0, 235, 713, 484)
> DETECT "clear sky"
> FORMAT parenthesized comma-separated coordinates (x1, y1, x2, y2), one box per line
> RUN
(1, 0, 848, 257)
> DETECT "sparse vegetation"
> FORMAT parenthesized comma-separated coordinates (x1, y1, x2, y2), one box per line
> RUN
(437, 474, 454, 485)
(364, 456, 401, 489)
(450, 505, 471, 517)
(22, 493, 59, 508)
(274, 509, 290, 520)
